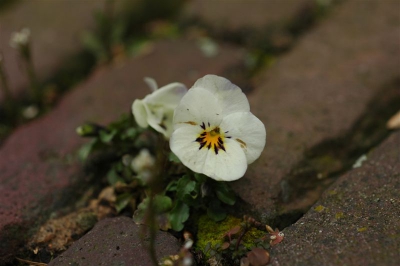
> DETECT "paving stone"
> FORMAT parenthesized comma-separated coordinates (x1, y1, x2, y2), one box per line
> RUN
(269, 131, 400, 265)
(182, 0, 314, 31)
(48, 216, 180, 266)
(0, 0, 112, 101)
(231, 0, 400, 219)
(0, 39, 245, 264)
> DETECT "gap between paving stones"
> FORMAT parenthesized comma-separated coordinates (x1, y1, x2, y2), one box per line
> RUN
(274, 77, 400, 228)
(3, 0, 396, 264)
(230, 0, 400, 233)
(180, 0, 343, 75)
(0, 0, 186, 145)
(0, 39, 246, 265)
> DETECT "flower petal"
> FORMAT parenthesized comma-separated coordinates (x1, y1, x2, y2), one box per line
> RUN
(132, 99, 149, 128)
(170, 125, 208, 172)
(133, 81, 187, 138)
(192, 75, 250, 115)
(170, 126, 248, 181)
(146, 82, 187, 108)
(220, 112, 266, 164)
(173, 87, 223, 130)
(144, 77, 158, 92)
(202, 139, 248, 181)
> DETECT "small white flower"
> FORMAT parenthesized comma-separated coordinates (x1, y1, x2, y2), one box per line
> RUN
(170, 75, 266, 181)
(132, 77, 187, 138)
(131, 149, 155, 173)
(10, 28, 31, 48)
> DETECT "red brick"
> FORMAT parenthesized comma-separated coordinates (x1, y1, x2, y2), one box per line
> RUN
(270, 131, 400, 265)
(231, 0, 400, 218)
(0, 39, 245, 263)
(0, 0, 108, 101)
(48, 217, 181, 266)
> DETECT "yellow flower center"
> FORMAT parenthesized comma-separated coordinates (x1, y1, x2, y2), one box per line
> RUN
(195, 123, 229, 155)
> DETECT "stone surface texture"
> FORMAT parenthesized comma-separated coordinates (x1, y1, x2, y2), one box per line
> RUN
(48, 216, 180, 266)
(0, 0, 399, 265)
(0, 40, 244, 264)
(182, 0, 313, 31)
(231, 0, 400, 219)
(270, 131, 400, 266)
(0, 0, 117, 101)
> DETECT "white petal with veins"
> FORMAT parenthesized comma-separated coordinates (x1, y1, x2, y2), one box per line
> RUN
(170, 126, 247, 181)
(192, 74, 250, 115)
(220, 112, 266, 164)
(173, 87, 222, 130)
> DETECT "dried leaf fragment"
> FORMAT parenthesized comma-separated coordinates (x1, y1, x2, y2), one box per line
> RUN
(387, 110, 400, 129)
(246, 248, 270, 266)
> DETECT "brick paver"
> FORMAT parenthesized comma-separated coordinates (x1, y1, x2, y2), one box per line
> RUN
(231, 0, 400, 221)
(48, 217, 181, 266)
(0, 0, 110, 101)
(270, 131, 400, 265)
(0, 39, 245, 264)
(182, 0, 314, 31)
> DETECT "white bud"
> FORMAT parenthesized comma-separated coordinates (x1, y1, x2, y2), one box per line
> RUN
(131, 149, 155, 173)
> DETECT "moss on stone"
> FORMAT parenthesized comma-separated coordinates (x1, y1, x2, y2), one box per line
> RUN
(196, 215, 267, 256)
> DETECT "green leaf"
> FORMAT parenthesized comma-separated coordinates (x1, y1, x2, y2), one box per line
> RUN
(168, 152, 181, 163)
(133, 195, 173, 225)
(115, 193, 132, 213)
(99, 129, 117, 143)
(122, 127, 139, 139)
(215, 182, 236, 206)
(207, 201, 226, 222)
(176, 175, 196, 200)
(78, 139, 98, 161)
(169, 201, 189, 231)
(166, 180, 178, 192)
(152, 195, 173, 213)
(194, 173, 208, 183)
(106, 168, 124, 185)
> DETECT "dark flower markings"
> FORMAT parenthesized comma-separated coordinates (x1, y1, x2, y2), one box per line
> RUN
(195, 124, 228, 155)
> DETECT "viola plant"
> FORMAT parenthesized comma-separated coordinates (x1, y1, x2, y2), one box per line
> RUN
(77, 75, 266, 235)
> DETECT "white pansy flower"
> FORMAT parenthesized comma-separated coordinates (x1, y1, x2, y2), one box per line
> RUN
(132, 78, 187, 138)
(170, 75, 266, 181)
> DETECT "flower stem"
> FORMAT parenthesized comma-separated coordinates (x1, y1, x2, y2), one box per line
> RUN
(0, 52, 15, 115)
(24, 46, 40, 103)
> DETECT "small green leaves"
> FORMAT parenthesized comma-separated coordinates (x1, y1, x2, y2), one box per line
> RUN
(168, 152, 181, 163)
(176, 175, 197, 200)
(214, 182, 236, 206)
(99, 129, 117, 143)
(133, 195, 173, 227)
(169, 201, 189, 231)
(115, 193, 133, 213)
(78, 139, 98, 161)
(207, 201, 226, 222)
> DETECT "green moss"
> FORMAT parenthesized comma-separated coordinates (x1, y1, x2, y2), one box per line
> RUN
(196, 215, 266, 255)
(314, 205, 326, 212)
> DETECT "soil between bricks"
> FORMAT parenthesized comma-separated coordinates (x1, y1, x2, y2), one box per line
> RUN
(270, 131, 400, 266)
(182, 0, 314, 32)
(0, 0, 399, 265)
(231, 0, 400, 223)
(0, 0, 111, 101)
(0, 39, 245, 264)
